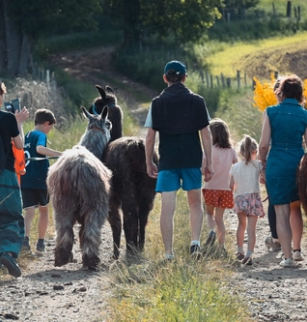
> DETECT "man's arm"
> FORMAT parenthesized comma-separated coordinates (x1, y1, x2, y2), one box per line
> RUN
(145, 128, 158, 178)
(200, 126, 214, 182)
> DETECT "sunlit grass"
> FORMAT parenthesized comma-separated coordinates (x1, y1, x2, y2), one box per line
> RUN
(258, 0, 307, 14)
(202, 31, 307, 78)
(105, 190, 252, 322)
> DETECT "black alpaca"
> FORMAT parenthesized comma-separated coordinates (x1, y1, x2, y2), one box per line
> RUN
(90, 85, 158, 259)
(89, 85, 123, 142)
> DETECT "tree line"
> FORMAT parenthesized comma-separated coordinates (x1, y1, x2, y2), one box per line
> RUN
(0, 0, 259, 76)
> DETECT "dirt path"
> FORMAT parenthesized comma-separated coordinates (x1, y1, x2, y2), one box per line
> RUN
(1, 46, 307, 322)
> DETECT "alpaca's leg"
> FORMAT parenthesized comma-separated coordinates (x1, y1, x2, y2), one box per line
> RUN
(79, 209, 103, 269)
(138, 201, 153, 252)
(54, 209, 75, 267)
(108, 202, 122, 259)
(122, 200, 138, 255)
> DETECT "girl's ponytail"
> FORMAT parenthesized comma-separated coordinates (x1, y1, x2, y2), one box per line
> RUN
(239, 135, 258, 164)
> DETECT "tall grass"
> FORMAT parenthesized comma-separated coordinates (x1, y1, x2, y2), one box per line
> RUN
(106, 190, 252, 322)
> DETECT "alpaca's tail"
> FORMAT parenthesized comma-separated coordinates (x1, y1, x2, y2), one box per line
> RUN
(298, 153, 307, 215)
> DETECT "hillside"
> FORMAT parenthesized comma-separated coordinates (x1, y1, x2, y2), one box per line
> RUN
(206, 32, 307, 80)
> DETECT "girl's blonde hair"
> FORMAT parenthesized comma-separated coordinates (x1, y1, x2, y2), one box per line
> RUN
(238, 135, 258, 164)
(209, 118, 232, 148)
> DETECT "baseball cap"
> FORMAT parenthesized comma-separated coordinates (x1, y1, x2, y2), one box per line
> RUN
(164, 60, 187, 75)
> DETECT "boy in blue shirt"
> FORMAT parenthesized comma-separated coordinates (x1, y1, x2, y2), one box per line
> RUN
(21, 109, 62, 255)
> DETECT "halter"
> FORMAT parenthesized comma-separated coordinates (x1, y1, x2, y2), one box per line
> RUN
(92, 103, 116, 116)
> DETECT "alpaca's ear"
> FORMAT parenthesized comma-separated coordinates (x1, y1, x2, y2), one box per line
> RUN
(81, 106, 91, 119)
(105, 86, 115, 95)
(95, 85, 106, 99)
(100, 105, 108, 120)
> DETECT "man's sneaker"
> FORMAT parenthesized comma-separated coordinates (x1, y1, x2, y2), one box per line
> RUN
(190, 245, 202, 259)
(0, 252, 21, 277)
(265, 236, 281, 251)
(205, 231, 216, 247)
(293, 250, 304, 261)
(22, 236, 31, 251)
(35, 240, 45, 256)
(279, 258, 297, 268)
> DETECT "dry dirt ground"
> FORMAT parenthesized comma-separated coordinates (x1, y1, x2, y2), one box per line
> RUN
(1, 47, 307, 322)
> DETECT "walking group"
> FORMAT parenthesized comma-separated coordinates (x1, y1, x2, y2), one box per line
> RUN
(145, 61, 307, 267)
(1, 60, 306, 277)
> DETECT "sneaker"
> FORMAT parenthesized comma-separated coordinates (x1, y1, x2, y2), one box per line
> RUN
(279, 258, 297, 268)
(205, 231, 216, 247)
(293, 250, 304, 261)
(35, 240, 45, 256)
(236, 252, 244, 260)
(242, 257, 253, 265)
(265, 236, 281, 251)
(190, 245, 202, 259)
(22, 236, 31, 251)
(0, 252, 22, 277)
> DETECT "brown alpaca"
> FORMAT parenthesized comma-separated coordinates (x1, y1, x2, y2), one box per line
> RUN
(90, 85, 158, 259)
(297, 153, 307, 215)
(47, 106, 112, 269)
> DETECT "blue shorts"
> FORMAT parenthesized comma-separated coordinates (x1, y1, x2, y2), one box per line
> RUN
(156, 168, 202, 192)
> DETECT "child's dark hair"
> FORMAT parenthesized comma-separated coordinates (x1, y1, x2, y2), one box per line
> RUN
(165, 70, 186, 83)
(34, 109, 56, 125)
(209, 118, 232, 148)
(238, 135, 258, 164)
(275, 75, 303, 104)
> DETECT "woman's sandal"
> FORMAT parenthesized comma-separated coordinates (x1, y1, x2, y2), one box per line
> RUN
(242, 257, 253, 265)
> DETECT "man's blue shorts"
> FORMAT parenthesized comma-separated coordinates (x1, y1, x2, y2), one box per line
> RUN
(156, 168, 202, 192)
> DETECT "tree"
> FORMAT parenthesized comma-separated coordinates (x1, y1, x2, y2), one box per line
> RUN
(103, 0, 223, 46)
(0, 0, 104, 75)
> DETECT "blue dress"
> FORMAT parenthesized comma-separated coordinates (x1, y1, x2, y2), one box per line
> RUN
(266, 98, 307, 205)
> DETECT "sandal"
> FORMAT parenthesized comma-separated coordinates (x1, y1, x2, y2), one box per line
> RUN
(242, 257, 253, 265)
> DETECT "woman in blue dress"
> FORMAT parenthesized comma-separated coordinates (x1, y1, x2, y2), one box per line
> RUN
(259, 75, 307, 268)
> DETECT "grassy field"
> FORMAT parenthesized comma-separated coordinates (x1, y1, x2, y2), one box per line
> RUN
(202, 31, 307, 79)
(258, 0, 307, 14)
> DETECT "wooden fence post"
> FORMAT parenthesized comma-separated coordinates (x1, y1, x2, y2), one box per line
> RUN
(226, 77, 231, 88)
(205, 71, 210, 88)
(272, 2, 276, 16)
(215, 76, 220, 87)
(221, 73, 225, 88)
(227, 12, 231, 23)
(287, 1, 292, 18)
(199, 70, 204, 84)
(236, 70, 240, 89)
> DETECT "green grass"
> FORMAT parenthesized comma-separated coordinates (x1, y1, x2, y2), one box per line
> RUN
(203, 31, 307, 79)
(106, 190, 252, 322)
(258, 0, 307, 15)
